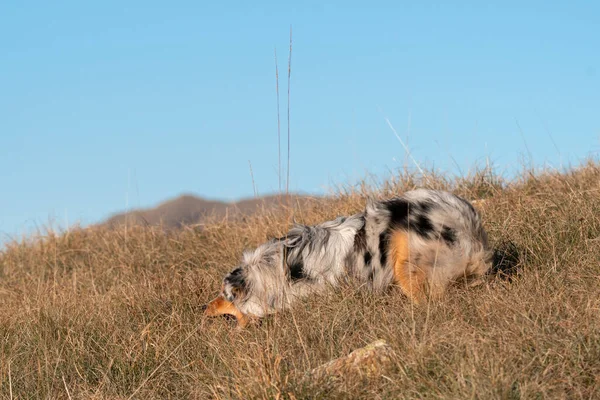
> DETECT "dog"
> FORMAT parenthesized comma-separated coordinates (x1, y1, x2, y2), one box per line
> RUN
(204, 189, 494, 327)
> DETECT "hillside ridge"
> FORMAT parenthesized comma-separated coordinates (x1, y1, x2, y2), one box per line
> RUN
(103, 192, 315, 229)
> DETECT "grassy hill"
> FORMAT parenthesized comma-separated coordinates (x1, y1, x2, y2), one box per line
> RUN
(1, 163, 599, 398)
(103, 193, 313, 229)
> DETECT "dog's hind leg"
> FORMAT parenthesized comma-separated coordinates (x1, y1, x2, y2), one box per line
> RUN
(389, 231, 429, 304)
(396, 263, 430, 304)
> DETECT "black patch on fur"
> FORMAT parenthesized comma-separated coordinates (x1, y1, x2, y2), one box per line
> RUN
(412, 214, 434, 238)
(416, 200, 433, 213)
(353, 225, 367, 252)
(385, 199, 411, 229)
(284, 243, 308, 282)
(379, 232, 389, 267)
(363, 251, 372, 266)
(440, 225, 457, 246)
(289, 258, 307, 281)
(225, 267, 246, 289)
(386, 199, 435, 239)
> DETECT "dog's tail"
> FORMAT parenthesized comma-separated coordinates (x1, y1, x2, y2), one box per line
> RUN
(488, 240, 521, 279)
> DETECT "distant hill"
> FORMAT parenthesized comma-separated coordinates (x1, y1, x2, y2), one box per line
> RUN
(103, 193, 314, 229)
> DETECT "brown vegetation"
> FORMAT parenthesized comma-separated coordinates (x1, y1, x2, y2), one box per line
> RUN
(1, 163, 600, 398)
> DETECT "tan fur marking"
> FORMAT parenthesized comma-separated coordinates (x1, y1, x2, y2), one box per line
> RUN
(389, 230, 428, 303)
(204, 296, 249, 327)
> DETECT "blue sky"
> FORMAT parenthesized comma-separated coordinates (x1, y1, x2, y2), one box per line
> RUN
(1, 1, 599, 241)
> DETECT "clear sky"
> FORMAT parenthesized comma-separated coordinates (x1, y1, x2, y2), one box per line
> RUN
(1, 1, 599, 242)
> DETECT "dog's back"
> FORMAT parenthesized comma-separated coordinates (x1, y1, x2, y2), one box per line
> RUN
(350, 189, 492, 302)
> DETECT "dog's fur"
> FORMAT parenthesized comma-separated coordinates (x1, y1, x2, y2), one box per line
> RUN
(205, 189, 493, 327)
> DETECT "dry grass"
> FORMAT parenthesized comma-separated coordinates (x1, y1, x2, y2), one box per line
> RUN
(1, 162, 600, 399)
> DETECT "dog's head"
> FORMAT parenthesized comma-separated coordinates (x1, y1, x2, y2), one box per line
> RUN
(204, 234, 300, 327)
(204, 266, 251, 327)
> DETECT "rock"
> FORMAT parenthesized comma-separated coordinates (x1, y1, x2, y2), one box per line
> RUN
(308, 339, 395, 381)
